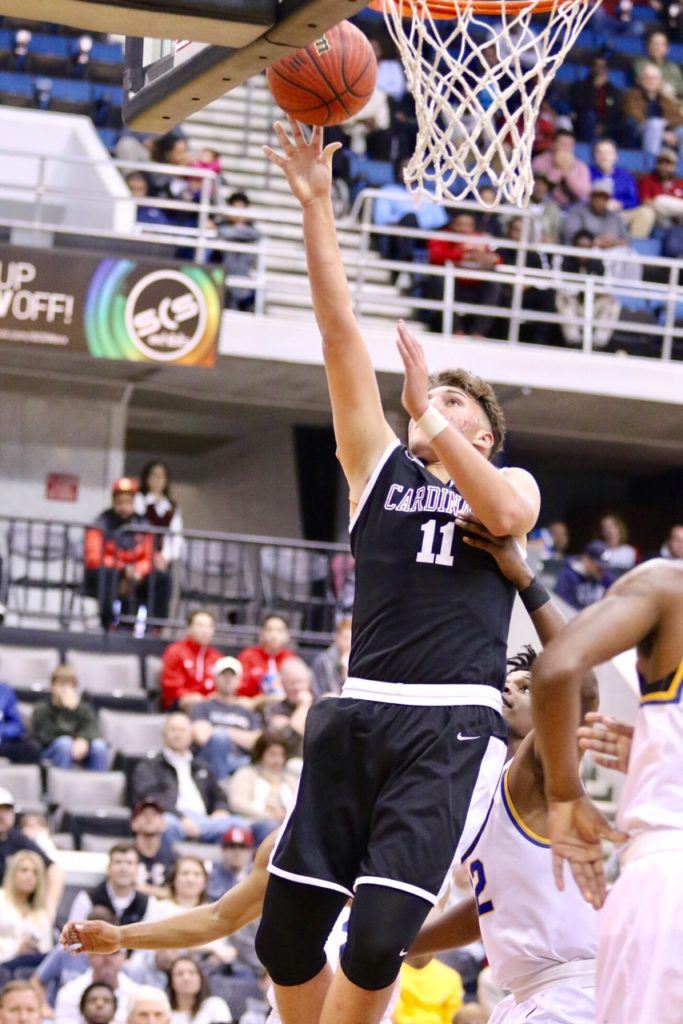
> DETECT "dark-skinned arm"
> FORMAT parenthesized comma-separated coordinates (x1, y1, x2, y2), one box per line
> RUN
(409, 897, 481, 957)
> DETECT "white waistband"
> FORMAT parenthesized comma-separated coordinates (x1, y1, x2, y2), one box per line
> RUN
(341, 677, 502, 710)
(621, 828, 683, 867)
(510, 959, 596, 1003)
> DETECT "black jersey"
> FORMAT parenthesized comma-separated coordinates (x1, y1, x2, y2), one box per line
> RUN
(348, 440, 516, 690)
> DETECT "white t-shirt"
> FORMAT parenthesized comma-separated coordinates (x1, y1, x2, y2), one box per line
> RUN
(170, 997, 232, 1024)
(54, 970, 143, 1024)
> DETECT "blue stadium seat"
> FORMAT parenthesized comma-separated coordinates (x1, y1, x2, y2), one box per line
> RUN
(574, 142, 592, 164)
(615, 294, 657, 313)
(97, 126, 118, 149)
(618, 148, 647, 173)
(0, 28, 13, 50)
(609, 35, 645, 54)
(668, 42, 683, 62)
(30, 33, 70, 56)
(348, 154, 396, 187)
(607, 69, 628, 89)
(631, 238, 662, 258)
(555, 64, 581, 83)
(49, 77, 91, 102)
(0, 70, 33, 96)
(631, 4, 659, 19)
(90, 40, 123, 64)
(576, 29, 599, 49)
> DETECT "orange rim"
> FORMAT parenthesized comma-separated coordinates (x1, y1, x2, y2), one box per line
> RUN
(370, 0, 589, 17)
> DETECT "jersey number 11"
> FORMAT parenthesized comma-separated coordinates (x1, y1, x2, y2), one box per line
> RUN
(416, 519, 455, 567)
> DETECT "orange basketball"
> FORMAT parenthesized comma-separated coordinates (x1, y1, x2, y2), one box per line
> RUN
(266, 20, 377, 127)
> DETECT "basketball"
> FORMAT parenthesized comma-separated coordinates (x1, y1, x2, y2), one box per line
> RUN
(265, 20, 377, 127)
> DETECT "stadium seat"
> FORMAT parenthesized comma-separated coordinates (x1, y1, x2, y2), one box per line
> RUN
(65, 650, 143, 695)
(80, 832, 129, 853)
(144, 655, 162, 695)
(348, 154, 395, 188)
(631, 5, 659, 20)
(618, 148, 647, 173)
(179, 539, 256, 625)
(259, 546, 336, 633)
(98, 709, 166, 757)
(573, 142, 592, 165)
(609, 34, 645, 54)
(47, 766, 127, 811)
(97, 126, 118, 149)
(0, 644, 60, 688)
(92, 82, 123, 106)
(27, 33, 70, 76)
(631, 238, 663, 258)
(173, 840, 223, 863)
(0, 764, 43, 808)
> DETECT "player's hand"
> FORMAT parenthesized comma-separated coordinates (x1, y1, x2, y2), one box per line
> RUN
(262, 117, 341, 207)
(577, 712, 633, 774)
(455, 516, 531, 589)
(60, 920, 122, 955)
(547, 795, 627, 909)
(396, 320, 430, 421)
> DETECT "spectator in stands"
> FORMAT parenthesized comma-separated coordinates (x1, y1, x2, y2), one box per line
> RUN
(217, 192, 262, 313)
(131, 799, 176, 898)
(555, 229, 621, 348)
(149, 135, 196, 223)
(131, 713, 245, 844)
(69, 844, 150, 926)
(71, 35, 93, 78)
(0, 850, 52, 970)
(36, 906, 116, 1006)
(311, 617, 352, 698)
(190, 657, 262, 781)
(531, 129, 591, 209)
(394, 959, 464, 1024)
(262, 658, 314, 758)
(634, 29, 683, 101)
(372, 157, 449, 291)
(621, 63, 683, 159)
(166, 956, 232, 1024)
(589, 139, 652, 236)
(427, 212, 503, 337)
(555, 539, 618, 610)
(228, 733, 294, 845)
(341, 86, 392, 158)
(55, 950, 143, 1024)
(370, 38, 406, 103)
(0, 981, 41, 1024)
(570, 57, 624, 144)
(638, 147, 683, 227)
(19, 812, 58, 860)
(206, 827, 255, 902)
(237, 614, 295, 699)
(126, 173, 171, 229)
(562, 180, 629, 246)
(12, 29, 31, 72)
(84, 477, 154, 631)
(0, 679, 38, 764)
(127, 988, 172, 1024)
(528, 174, 562, 243)
(80, 983, 117, 1024)
(160, 610, 222, 711)
(31, 665, 108, 771)
(0, 788, 62, 925)
(134, 460, 182, 624)
(660, 523, 683, 559)
(599, 512, 638, 570)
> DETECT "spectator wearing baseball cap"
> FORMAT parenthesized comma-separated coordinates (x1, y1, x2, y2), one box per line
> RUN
(131, 799, 176, 898)
(0, 788, 64, 925)
(190, 657, 263, 781)
(84, 479, 155, 631)
(562, 179, 629, 248)
(638, 148, 683, 231)
(554, 540, 618, 611)
(206, 826, 255, 902)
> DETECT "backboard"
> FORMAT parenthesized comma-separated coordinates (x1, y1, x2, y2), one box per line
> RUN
(124, 0, 374, 133)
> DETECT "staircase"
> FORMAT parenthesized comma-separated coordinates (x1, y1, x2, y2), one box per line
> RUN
(182, 74, 418, 329)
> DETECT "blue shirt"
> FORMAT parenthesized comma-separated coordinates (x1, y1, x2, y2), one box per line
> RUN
(373, 185, 449, 231)
(0, 683, 24, 741)
(589, 165, 639, 210)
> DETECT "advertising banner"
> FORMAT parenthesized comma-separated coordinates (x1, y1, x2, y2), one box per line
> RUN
(0, 244, 223, 367)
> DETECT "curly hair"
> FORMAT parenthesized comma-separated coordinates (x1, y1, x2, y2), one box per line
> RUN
(428, 369, 506, 456)
(506, 644, 537, 674)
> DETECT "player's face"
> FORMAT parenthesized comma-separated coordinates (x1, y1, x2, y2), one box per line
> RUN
(502, 670, 533, 739)
(408, 386, 492, 461)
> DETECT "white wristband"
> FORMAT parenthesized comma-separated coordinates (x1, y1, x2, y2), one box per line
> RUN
(415, 405, 448, 442)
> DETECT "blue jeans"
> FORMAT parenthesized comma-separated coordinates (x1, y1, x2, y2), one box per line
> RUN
(163, 809, 248, 844)
(42, 735, 109, 770)
(197, 730, 251, 780)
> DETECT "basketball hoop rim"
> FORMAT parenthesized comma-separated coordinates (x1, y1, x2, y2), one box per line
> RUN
(371, 0, 591, 18)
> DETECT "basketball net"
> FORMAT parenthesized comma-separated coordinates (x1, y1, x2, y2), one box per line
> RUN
(375, 0, 599, 208)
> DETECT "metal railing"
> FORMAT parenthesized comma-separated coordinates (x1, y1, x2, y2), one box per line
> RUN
(1, 149, 682, 357)
(0, 516, 351, 646)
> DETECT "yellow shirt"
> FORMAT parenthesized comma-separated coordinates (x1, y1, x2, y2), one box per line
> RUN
(394, 960, 464, 1024)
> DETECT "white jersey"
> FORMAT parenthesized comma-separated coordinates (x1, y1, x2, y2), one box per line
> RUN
(265, 907, 398, 1024)
(465, 764, 597, 994)
(617, 656, 683, 835)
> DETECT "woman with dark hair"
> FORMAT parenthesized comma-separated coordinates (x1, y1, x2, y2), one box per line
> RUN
(135, 460, 183, 623)
(227, 732, 295, 845)
(599, 513, 638, 571)
(167, 956, 232, 1024)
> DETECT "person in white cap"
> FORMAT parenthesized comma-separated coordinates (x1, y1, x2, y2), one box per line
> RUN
(189, 657, 262, 780)
(0, 787, 63, 925)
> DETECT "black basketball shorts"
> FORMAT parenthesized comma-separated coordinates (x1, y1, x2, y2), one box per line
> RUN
(269, 694, 508, 903)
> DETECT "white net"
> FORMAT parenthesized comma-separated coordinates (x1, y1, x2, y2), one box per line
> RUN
(377, 0, 599, 208)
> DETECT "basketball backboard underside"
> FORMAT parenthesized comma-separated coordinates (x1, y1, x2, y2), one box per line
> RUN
(125, 0, 374, 133)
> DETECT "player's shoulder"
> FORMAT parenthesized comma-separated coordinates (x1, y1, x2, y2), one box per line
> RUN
(613, 558, 683, 597)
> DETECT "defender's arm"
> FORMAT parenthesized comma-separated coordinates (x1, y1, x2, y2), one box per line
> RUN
(409, 897, 481, 956)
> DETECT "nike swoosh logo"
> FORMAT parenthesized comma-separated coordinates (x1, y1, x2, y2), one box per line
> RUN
(457, 732, 480, 741)
(399, 949, 409, 957)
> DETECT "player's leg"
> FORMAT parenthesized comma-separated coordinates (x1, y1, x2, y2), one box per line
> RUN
(255, 874, 347, 1024)
(319, 884, 433, 1024)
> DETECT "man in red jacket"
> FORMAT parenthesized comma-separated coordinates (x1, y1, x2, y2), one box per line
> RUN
(160, 609, 223, 710)
(237, 614, 296, 699)
(427, 212, 503, 338)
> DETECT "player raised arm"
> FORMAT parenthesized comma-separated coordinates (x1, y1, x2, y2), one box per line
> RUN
(397, 324, 539, 537)
(263, 118, 395, 500)
(60, 830, 275, 955)
(577, 713, 634, 773)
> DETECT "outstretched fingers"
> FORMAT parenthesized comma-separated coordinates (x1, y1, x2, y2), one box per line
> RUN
(287, 115, 308, 148)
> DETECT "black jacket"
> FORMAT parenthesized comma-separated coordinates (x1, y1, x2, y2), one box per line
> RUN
(88, 880, 149, 926)
(131, 750, 227, 816)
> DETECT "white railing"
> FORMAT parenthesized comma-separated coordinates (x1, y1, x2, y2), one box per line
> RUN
(0, 149, 682, 359)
